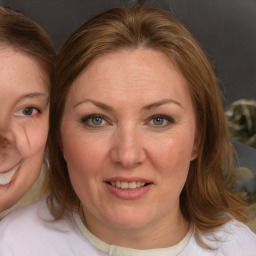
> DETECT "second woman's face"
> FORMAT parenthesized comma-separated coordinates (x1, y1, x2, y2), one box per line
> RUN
(0, 47, 49, 211)
(62, 49, 199, 236)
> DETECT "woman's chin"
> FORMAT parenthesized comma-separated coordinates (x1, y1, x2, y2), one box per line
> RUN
(102, 212, 154, 231)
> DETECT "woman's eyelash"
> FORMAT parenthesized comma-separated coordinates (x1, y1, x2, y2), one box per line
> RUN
(80, 114, 108, 127)
(149, 114, 174, 126)
(81, 114, 102, 122)
(80, 114, 174, 127)
(13, 106, 41, 117)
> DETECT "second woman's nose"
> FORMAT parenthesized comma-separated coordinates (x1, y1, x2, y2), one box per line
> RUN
(110, 126, 146, 169)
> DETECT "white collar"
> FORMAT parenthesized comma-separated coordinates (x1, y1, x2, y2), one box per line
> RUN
(72, 210, 193, 256)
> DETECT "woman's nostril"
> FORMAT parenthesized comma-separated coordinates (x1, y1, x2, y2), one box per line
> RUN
(0, 135, 11, 149)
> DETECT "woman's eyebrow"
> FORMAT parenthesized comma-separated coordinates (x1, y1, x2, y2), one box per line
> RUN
(73, 99, 114, 112)
(73, 98, 182, 111)
(142, 99, 183, 110)
(18, 92, 49, 102)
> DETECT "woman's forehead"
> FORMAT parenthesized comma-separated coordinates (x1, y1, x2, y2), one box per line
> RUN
(64, 48, 194, 113)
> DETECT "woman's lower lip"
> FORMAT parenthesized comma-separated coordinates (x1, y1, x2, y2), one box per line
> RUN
(105, 182, 152, 200)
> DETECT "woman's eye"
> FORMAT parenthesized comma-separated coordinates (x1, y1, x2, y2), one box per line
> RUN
(149, 115, 173, 127)
(81, 114, 108, 127)
(91, 116, 104, 125)
(14, 107, 40, 117)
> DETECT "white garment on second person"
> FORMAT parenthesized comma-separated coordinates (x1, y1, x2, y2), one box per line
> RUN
(0, 197, 255, 256)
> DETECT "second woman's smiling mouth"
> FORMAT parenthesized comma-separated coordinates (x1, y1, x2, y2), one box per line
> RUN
(104, 177, 154, 200)
(108, 181, 147, 189)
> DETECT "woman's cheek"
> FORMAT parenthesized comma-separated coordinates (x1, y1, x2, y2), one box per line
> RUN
(25, 124, 48, 156)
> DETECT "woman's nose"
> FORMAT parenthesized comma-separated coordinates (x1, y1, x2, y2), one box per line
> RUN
(110, 127, 146, 169)
(0, 133, 12, 150)
(0, 121, 16, 149)
(0, 127, 16, 163)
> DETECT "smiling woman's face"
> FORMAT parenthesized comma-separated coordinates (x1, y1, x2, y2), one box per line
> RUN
(0, 47, 49, 211)
(61, 48, 199, 246)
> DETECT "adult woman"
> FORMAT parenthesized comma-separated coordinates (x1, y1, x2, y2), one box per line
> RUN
(0, 4, 255, 255)
(0, 7, 55, 215)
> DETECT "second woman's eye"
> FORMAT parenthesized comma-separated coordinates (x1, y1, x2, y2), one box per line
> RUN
(149, 115, 174, 127)
(14, 107, 40, 117)
(91, 116, 103, 125)
(81, 114, 108, 128)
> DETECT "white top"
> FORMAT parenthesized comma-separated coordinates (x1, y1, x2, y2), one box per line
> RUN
(0, 197, 255, 256)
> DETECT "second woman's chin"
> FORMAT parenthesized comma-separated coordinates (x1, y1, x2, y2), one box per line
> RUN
(82, 191, 180, 237)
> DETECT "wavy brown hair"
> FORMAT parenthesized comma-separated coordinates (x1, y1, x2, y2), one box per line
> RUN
(48, 4, 246, 247)
(0, 6, 56, 88)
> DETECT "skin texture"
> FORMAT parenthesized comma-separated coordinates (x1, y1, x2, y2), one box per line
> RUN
(61, 48, 199, 249)
(0, 47, 49, 211)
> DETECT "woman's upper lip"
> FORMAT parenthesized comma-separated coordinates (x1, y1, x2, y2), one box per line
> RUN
(104, 176, 153, 183)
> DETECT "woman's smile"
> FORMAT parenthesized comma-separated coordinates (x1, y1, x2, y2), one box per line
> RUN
(104, 177, 153, 200)
(0, 162, 22, 186)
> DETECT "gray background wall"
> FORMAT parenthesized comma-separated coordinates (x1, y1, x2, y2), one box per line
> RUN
(1, 0, 255, 110)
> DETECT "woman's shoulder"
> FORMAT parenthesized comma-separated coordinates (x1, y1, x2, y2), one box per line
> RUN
(205, 219, 255, 255)
(217, 219, 256, 241)
(0, 194, 77, 234)
(0, 196, 47, 223)
(0, 197, 59, 247)
(0, 196, 52, 240)
(0, 196, 105, 255)
(1, 195, 51, 220)
(218, 219, 256, 251)
(182, 219, 256, 256)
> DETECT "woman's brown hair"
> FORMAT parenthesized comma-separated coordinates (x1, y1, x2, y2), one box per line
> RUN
(0, 6, 56, 89)
(48, 4, 246, 246)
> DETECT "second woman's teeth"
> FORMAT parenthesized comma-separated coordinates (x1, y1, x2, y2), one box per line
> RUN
(110, 181, 146, 189)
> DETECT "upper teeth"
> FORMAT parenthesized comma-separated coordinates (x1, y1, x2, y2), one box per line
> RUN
(110, 181, 146, 189)
(0, 164, 20, 185)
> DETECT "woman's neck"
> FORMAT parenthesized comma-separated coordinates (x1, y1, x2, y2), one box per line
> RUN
(79, 206, 190, 250)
